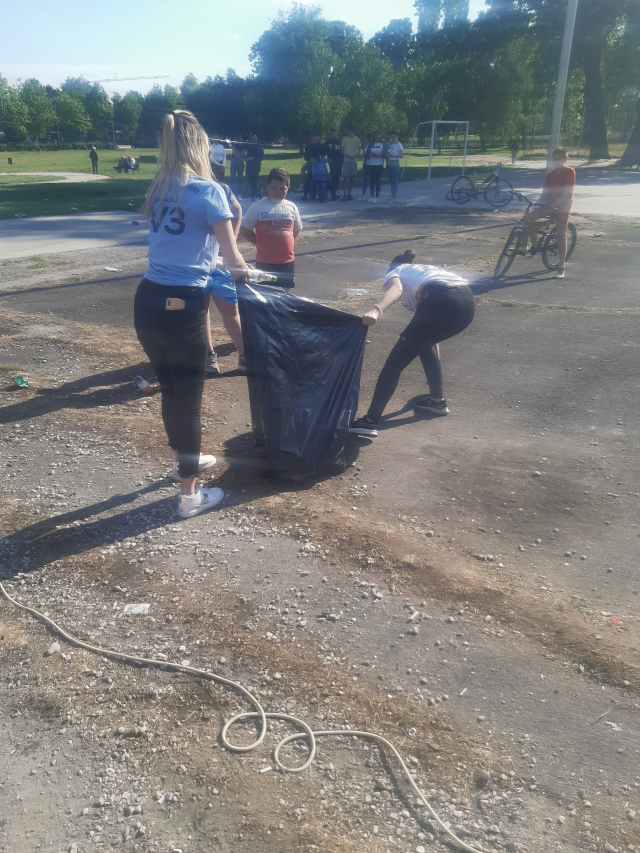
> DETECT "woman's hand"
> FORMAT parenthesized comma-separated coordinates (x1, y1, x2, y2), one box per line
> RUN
(362, 308, 381, 326)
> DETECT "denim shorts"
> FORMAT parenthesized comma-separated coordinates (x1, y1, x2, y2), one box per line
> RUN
(204, 272, 238, 305)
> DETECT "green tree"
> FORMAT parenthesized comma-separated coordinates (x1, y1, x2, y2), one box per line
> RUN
(371, 19, 416, 67)
(55, 91, 92, 140)
(19, 78, 56, 141)
(60, 76, 93, 102)
(113, 91, 143, 142)
(85, 83, 113, 139)
(180, 72, 199, 109)
(337, 42, 405, 134)
(248, 5, 349, 144)
(0, 74, 29, 141)
(138, 85, 184, 144)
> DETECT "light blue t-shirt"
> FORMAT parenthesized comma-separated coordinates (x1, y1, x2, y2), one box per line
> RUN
(144, 175, 232, 288)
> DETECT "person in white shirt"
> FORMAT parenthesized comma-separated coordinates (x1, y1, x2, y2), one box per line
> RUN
(386, 132, 403, 204)
(349, 249, 475, 436)
(209, 132, 227, 178)
(366, 131, 386, 202)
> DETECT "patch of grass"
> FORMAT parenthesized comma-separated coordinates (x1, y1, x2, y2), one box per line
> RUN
(0, 178, 150, 220)
(0, 147, 158, 176)
(0, 146, 475, 219)
(571, 596, 593, 615)
(582, 648, 624, 684)
(620, 221, 640, 228)
(499, 301, 519, 307)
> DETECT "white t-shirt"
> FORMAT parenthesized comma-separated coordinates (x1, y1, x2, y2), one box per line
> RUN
(209, 142, 227, 167)
(382, 263, 468, 312)
(368, 142, 385, 167)
(242, 197, 303, 264)
(388, 142, 404, 163)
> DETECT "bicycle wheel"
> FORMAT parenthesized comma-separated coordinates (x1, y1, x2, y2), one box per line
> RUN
(541, 222, 577, 270)
(484, 177, 514, 208)
(494, 224, 524, 278)
(450, 175, 475, 205)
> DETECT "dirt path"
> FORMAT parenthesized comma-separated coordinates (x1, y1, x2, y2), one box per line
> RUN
(0, 171, 110, 184)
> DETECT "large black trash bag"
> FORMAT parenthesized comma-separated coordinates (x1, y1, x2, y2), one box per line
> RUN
(236, 281, 367, 480)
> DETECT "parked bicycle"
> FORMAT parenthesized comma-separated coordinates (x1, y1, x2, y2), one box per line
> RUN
(494, 192, 577, 278)
(446, 164, 514, 208)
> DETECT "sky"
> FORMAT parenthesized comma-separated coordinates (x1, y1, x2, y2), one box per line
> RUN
(1, 0, 487, 96)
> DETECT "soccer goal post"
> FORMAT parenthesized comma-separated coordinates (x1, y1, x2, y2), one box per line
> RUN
(400, 120, 469, 182)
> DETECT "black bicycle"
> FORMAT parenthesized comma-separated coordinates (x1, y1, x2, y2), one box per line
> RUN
(494, 192, 577, 278)
(447, 164, 514, 208)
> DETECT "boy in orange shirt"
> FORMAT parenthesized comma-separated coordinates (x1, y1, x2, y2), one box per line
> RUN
(521, 147, 575, 278)
(240, 167, 303, 289)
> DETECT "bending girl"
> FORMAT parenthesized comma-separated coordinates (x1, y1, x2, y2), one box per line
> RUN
(349, 249, 475, 437)
(135, 110, 249, 517)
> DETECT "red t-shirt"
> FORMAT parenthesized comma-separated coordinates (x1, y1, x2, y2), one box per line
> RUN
(544, 166, 575, 210)
(242, 198, 303, 264)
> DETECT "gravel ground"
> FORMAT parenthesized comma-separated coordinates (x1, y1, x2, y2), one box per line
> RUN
(1, 209, 639, 853)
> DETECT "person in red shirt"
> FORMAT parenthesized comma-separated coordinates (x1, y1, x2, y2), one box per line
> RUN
(240, 167, 303, 289)
(520, 147, 575, 278)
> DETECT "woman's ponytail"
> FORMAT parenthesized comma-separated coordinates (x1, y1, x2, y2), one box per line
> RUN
(389, 248, 417, 271)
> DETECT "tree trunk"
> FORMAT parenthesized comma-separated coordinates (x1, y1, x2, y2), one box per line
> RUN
(618, 100, 640, 169)
(581, 40, 609, 160)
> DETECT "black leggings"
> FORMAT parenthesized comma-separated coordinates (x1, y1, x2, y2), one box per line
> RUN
(368, 165, 383, 197)
(134, 278, 209, 479)
(367, 283, 475, 421)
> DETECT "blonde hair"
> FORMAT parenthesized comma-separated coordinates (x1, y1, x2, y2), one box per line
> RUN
(142, 110, 213, 219)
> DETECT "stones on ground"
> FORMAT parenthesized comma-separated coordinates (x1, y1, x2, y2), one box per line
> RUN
(44, 642, 60, 657)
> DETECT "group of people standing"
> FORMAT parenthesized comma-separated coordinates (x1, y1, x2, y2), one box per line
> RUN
(136, 110, 474, 520)
(301, 127, 404, 203)
(209, 132, 265, 201)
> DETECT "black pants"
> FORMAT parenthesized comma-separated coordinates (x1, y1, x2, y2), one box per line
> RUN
(329, 159, 343, 196)
(134, 278, 208, 478)
(368, 165, 383, 197)
(367, 283, 475, 421)
(256, 260, 295, 289)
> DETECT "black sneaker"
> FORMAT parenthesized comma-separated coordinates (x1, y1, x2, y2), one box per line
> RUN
(414, 397, 449, 416)
(349, 417, 378, 437)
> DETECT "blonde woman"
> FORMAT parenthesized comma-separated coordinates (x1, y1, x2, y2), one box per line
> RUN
(135, 110, 249, 518)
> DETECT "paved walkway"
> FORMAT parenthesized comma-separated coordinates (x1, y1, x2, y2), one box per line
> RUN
(0, 171, 109, 184)
(0, 211, 148, 261)
(1, 167, 638, 261)
(394, 168, 640, 217)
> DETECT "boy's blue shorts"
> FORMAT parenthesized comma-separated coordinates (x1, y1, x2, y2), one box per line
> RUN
(204, 270, 238, 305)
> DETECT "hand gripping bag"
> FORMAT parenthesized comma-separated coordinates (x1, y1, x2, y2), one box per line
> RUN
(236, 282, 367, 480)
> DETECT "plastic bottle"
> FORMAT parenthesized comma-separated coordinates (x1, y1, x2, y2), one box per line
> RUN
(245, 269, 277, 283)
(133, 375, 153, 394)
(347, 288, 368, 296)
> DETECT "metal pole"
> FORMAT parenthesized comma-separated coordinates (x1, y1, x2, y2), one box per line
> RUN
(462, 122, 468, 175)
(547, 0, 580, 168)
(428, 121, 435, 181)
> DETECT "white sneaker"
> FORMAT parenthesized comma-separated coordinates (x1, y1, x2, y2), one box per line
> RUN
(177, 486, 224, 518)
(367, 197, 375, 203)
(298, 183, 305, 193)
(171, 454, 217, 482)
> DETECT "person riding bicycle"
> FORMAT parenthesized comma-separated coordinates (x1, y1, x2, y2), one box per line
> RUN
(519, 147, 575, 279)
